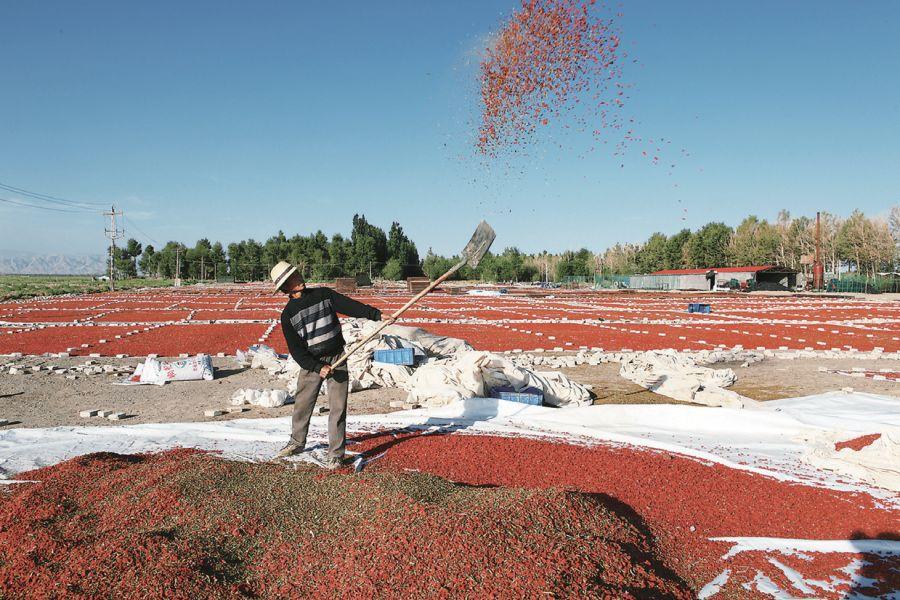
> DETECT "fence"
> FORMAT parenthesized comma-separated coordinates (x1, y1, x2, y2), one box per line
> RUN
(593, 275, 631, 289)
(825, 275, 900, 294)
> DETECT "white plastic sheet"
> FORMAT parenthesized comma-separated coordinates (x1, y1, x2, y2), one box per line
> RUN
(230, 388, 291, 409)
(618, 349, 751, 408)
(405, 351, 592, 407)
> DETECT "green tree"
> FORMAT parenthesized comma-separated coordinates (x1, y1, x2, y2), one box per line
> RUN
(387, 222, 420, 278)
(557, 248, 597, 278)
(664, 229, 692, 270)
(210, 242, 226, 280)
(350, 214, 388, 277)
(422, 250, 456, 280)
(138, 245, 157, 277)
(687, 222, 732, 268)
(636, 233, 668, 273)
(109, 238, 141, 278)
(382, 257, 404, 280)
(727, 216, 778, 266)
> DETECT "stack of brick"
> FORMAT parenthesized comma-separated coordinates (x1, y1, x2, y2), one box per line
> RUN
(407, 277, 431, 294)
(334, 278, 357, 294)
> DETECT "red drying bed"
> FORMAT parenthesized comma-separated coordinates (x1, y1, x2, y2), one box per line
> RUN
(266, 324, 289, 354)
(98, 301, 181, 309)
(354, 433, 899, 598)
(0, 326, 136, 355)
(676, 322, 898, 352)
(16, 299, 108, 310)
(91, 310, 192, 323)
(92, 323, 269, 356)
(190, 309, 279, 321)
(0, 309, 103, 323)
(2, 288, 900, 356)
(547, 323, 708, 351)
(764, 308, 886, 321)
(413, 322, 551, 351)
(167, 300, 244, 309)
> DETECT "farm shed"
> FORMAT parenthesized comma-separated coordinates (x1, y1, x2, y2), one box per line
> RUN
(630, 266, 798, 291)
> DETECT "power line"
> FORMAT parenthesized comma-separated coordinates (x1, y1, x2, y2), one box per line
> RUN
(124, 215, 159, 246)
(0, 180, 105, 210)
(0, 195, 92, 214)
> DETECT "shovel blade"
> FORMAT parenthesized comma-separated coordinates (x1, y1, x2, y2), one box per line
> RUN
(459, 221, 496, 268)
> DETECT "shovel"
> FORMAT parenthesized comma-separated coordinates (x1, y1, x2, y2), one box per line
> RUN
(329, 221, 496, 372)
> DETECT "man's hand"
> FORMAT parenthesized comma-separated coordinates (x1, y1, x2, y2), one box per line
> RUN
(319, 364, 333, 379)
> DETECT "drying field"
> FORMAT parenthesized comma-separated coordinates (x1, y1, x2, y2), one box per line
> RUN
(1, 284, 898, 357)
(1, 284, 898, 599)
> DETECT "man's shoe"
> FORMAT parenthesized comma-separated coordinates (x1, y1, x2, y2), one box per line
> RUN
(274, 441, 303, 459)
(322, 454, 346, 470)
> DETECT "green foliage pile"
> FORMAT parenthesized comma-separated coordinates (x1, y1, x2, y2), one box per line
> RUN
(0, 275, 176, 301)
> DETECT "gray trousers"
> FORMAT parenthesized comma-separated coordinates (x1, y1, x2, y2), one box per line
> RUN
(290, 353, 349, 459)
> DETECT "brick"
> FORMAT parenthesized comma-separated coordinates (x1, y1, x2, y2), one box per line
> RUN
(107, 412, 126, 421)
(204, 409, 225, 417)
(79, 410, 100, 418)
(227, 406, 248, 413)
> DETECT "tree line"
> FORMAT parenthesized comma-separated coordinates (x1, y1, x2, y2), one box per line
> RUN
(115, 208, 897, 283)
(596, 209, 896, 279)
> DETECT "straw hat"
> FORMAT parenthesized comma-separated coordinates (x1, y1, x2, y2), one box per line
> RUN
(270, 261, 299, 293)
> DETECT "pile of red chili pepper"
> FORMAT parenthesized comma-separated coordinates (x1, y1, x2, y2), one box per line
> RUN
(0, 449, 691, 598)
(478, 0, 624, 154)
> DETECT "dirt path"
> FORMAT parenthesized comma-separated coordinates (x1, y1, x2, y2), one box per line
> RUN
(1, 355, 897, 430)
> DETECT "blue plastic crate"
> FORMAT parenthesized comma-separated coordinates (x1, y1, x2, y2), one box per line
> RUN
(688, 303, 711, 314)
(373, 348, 415, 365)
(490, 386, 543, 405)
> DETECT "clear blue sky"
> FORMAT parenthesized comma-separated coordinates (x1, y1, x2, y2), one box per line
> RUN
(1, 1, 899, 257)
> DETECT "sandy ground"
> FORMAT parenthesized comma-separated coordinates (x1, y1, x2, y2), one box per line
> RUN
(1, 354, 898, 430)
(0, 356, 407, 430)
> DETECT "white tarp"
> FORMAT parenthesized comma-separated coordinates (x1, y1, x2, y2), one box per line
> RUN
(1, 390, 896, 498)
(618, 349, 753, 408)
(236, 322, 591, 408)
(230, 388, 291, 409)
(406, 351, 592, 407)
(237, 319, 474, 395)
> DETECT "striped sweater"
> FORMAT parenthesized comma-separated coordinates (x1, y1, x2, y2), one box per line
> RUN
(280, 287, 381, 372)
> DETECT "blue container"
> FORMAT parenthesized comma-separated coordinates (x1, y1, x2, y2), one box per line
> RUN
(688, 303, 711, 314)
(490, 386, 543, 406)
(373, 348, 415, 365)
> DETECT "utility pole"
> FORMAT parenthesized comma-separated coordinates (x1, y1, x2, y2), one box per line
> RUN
(201, 256, 205, 281)
(103, 205, 124, 292)
(813, 211, 824, 291)
(175, 247, 182, 287)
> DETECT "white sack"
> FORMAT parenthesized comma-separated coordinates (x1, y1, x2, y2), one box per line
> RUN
(123, 355, 214, 386)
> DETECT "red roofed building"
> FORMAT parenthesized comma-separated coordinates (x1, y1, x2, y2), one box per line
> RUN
(629, 265, 799, 291)
(651, 266, 774, 276)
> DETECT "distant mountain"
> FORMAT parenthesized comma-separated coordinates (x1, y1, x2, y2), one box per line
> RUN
(0, 250, 106, 275)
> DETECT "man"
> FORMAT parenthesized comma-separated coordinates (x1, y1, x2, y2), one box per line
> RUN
(270, 261, 383, 467)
